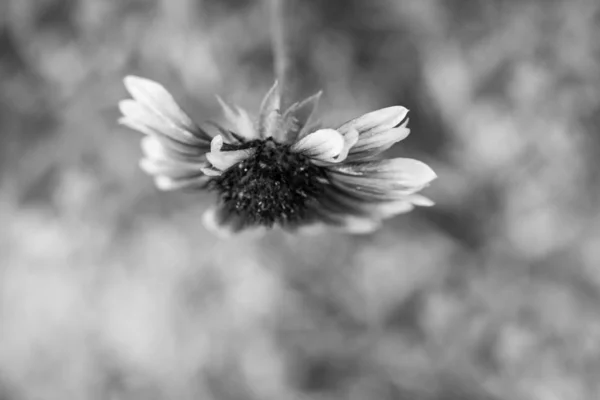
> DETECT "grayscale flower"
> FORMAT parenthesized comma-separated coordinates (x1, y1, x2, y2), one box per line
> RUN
(119, 76, 436, 236)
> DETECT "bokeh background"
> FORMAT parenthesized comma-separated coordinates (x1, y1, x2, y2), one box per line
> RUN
(1, 0, 600, 399)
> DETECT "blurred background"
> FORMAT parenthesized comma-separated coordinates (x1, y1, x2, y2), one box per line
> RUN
(1, 0, 600, 399)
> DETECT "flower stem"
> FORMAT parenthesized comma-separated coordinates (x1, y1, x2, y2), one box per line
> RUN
(267, 0, 292, 109)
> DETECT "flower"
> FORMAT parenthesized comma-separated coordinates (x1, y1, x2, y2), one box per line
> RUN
(119, 76, 436, 236)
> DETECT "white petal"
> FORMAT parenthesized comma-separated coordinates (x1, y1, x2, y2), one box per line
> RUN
(335, 127, 359, 163)
(287, 223, 327, 236)
(139, 158, 206, 179)
(122, 76, 210, 144)
(119, 99, 148, 122)
(331, 158, 437, 189)
(141, 136, 168, 160)
(206, 148, 254, 171)
(119, 116, 157, 137)
(291, 129, 345, 162)
(120, 100, 210, 149)
(154, 174, 209, 191)
(200, 165, 223, 177)
(374, 201, 415, 216)
(336, 216, 382, 234)
(124, 76, 193, 128)
(337, 106, 408, 137)
(406, 194, 435, 206)
(346, 121, 410, 161)
(375, 158, 437, 187)
(211, 135, 224, 153)
(119, 100, 174, 139)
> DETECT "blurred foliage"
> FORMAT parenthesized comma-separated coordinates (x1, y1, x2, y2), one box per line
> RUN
(1, 0, 600, 399)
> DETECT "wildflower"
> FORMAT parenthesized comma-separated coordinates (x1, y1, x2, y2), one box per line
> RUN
(118, 76, 436, 236)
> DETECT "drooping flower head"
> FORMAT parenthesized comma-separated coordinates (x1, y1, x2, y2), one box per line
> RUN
(119, 76, 436, 236)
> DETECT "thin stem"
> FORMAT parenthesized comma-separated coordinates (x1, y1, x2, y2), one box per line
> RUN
(267, 0, 292, 109)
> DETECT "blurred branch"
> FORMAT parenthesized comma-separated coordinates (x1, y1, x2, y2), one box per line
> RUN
(267, 0, 292, 109)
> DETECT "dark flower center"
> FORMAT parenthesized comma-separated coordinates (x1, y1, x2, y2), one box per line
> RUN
(210, 138, 328, 227)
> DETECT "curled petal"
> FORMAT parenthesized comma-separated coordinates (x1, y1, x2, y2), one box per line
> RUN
(206, 148, 254, 171)
(291, 129, 345, 162)
(337, 106, 409, 158)
(211, 135, 224, 153)
(216, 96, 258, 140)
(338, 106, 408, 138)
(345, 121, 410, 162)
(335, 127, 359, 163)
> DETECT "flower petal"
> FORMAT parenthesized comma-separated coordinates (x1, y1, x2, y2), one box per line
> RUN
(320, 186, 416, 219)
(337, 106, 409, 159)
(338, 106, 408, 138)
(123, 76, 211, 143)
(330, 158, 437, 191)
(139, 158, 207, 179)
(140, 136, 169, 160)
(206, 148, 254, 171)
(335, 127, 359, 163)
(336, 216, 382, 234)
(257, 81, 282, 138)
(345, 121, 410, 162)
(216, 96, 258, 140)
(291, 129, 345, 162)
(154, 174, 210, 191)
(139, 136, 206, 165)
(200, 165, 223, 177)
(406, 193, 435, 207)
(211, 135, 224, 153)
